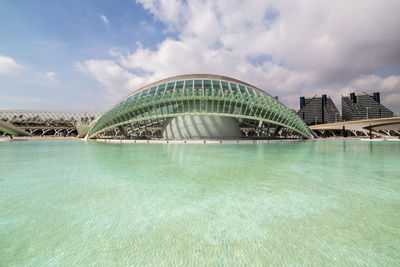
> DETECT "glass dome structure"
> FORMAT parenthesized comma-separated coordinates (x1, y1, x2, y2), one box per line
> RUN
(87, 74, 312, 139)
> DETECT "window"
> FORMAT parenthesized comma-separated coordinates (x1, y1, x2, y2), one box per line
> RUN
(175, 81, 184, 91)
(194, 80, 202, 89)
(212, 80, 221, 90)
(230, 83, 239, 94)
(239, 85, 248, 95)
(165, 82, 175, 93)
(246, 87, 255, 96)
(141, 88, 150, 96)
(184, 80, 193, 89)
(203, 80, 211, 89)
(158, 84, 166, 94)
(221, 81, 229, 93)
(148, 86, 158, 96)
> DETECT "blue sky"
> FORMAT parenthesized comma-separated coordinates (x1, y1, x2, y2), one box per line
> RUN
(1, 0, 399, 112)
(0, 0, 169, 109)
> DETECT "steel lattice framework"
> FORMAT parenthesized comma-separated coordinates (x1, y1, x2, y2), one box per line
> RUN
(88, 74, 312, 138)
(0, 110, 103, 126)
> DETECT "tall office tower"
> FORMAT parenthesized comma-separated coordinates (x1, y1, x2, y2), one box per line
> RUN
(341, 92, 393, 121)
(297, 95, 340, 125)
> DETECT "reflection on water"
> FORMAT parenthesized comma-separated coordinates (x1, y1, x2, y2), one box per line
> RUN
(0, 140, 400, 265)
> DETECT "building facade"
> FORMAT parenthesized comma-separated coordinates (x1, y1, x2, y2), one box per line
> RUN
(342, 92, 393, 121)
(87, 74, 312, 139)
(297, 95, 340, 125)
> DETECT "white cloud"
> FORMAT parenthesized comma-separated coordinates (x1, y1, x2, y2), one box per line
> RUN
(344, 75, 400, 93)
(0, 55, 23, 75)
(80, 0, 400, 112)
(41, 71, 58, 83)
(77, 60, 151, 98)
(266, 0, 400, 84)
(100, 15, 109, 25)
(44, 71, 56, 79)
(339, 75, 400, 112)
(133, 0, 400, 82)
(137, 0, 185, 31)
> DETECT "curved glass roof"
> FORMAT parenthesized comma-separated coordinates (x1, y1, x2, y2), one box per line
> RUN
(87, 74, 312, 138)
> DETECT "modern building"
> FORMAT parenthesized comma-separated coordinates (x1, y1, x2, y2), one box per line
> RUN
(0, 110, 103, 137)
(0, 119, 32, 137)
(87, 74, 312, 139)
(297, 95, 340, 125)
(342, 92, 394, 121)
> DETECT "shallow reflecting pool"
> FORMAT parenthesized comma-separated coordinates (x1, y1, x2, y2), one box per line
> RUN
(1, 140, 399, 265)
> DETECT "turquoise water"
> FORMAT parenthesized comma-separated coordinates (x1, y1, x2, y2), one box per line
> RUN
(0, 140, 399, 266)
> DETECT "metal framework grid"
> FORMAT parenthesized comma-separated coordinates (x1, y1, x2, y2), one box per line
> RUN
(88, 75, 312, 138)
(0, 110, 103, 126)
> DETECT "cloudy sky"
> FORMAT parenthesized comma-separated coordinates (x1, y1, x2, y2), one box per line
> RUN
(1, 0, 399, 113)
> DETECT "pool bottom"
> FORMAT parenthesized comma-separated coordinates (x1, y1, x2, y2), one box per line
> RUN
(0, 140, 399, 265)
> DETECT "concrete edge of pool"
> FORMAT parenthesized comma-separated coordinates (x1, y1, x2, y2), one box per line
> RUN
(92, 137, 400, 144)
(1, 136, 399, 144)
(94, 138, 309, 144)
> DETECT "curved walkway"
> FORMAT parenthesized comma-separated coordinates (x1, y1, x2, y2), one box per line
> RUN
(310, 117, 400, 137)
(0, 120, 32, 136)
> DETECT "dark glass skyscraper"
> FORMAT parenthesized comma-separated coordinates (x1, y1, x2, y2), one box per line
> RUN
(341, 92, 393, 121)
(297, 95, 340, 125)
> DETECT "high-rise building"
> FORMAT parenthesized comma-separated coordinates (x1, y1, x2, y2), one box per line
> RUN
(297, 95, 340, 125)
(341, 92, 393, 121)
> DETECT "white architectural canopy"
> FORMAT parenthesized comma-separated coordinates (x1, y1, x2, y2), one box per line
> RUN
(310, 117, 400, 137)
